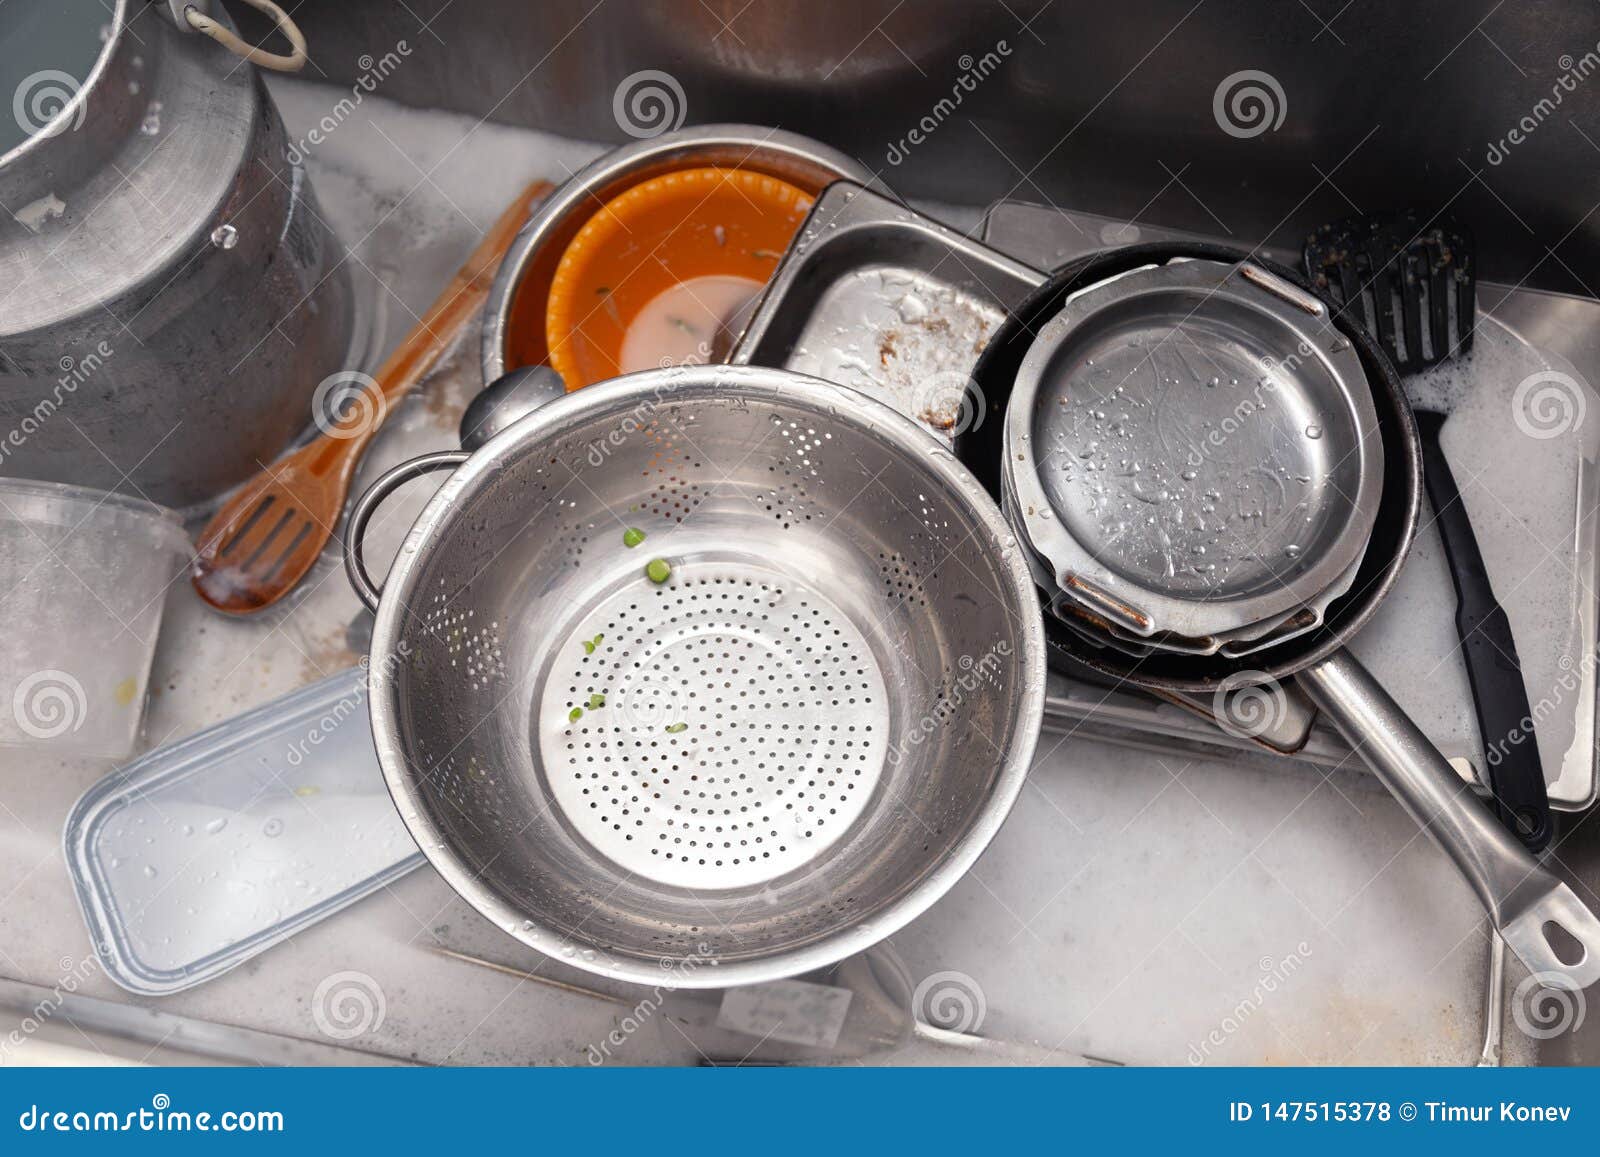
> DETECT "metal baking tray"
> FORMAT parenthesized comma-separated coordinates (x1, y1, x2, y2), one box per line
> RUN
(64, 667, 423, 995)
(730, 180, 1047, 441)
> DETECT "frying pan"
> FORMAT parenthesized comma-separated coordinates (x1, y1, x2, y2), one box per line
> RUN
(964, 242, 1600, 988)
(1006, 259, 1382, 646)
(1000, 414, 1350, 658)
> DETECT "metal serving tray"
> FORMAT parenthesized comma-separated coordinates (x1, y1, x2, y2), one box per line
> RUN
(730, 180, 1046, 442)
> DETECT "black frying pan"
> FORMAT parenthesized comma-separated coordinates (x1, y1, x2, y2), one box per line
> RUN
(960, 242, 1600, 990)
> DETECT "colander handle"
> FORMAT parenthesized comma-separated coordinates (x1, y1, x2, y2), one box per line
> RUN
(344, 451, 470, 612)
(1300, 648, 1600, 992)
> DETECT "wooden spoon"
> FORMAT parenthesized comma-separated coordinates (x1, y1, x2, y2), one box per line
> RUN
(192, 179, 553, 615)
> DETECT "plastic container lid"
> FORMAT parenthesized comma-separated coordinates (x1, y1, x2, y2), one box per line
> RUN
(64, 667, 423, 995)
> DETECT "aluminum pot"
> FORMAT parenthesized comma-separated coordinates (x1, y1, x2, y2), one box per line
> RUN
(347, 364, 1044, 987)
(0, 0, 353, 509)
(480, 124, 873, 383)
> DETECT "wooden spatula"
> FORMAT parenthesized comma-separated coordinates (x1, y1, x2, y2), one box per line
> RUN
(192, 179, 553, 615)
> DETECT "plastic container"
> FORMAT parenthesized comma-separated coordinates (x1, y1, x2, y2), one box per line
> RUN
(0, 479, 190, 759)
(544, 166, 814, 387)
(64, 666, 424, 994)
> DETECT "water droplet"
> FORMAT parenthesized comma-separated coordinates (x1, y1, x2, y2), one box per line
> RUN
(1304, 424, 1323, 439)
(210, 223, 238, 249)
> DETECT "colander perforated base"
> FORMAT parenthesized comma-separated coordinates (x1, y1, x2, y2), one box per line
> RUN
(536, 556, 889, 890)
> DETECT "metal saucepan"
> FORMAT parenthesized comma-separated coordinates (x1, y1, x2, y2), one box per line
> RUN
(345, 364, 1045, 988)
(973, 244, 1600, 988)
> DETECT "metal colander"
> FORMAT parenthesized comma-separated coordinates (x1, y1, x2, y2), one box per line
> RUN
(349, 365, 1044, 988)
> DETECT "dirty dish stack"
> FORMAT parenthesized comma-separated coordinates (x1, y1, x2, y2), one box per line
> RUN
(987, 249, 1600, 990)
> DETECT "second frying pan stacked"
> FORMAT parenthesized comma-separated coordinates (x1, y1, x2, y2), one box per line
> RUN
(966, 242, 1600, 991)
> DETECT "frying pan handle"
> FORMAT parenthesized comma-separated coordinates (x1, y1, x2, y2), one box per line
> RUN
(343, 451, 471, 613)
(1300, 648, 1600, 990)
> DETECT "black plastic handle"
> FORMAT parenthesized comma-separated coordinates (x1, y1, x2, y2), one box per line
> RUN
(1414, 409, 1552, 851)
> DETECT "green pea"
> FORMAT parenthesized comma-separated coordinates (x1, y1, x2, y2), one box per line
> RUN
(623, 528, 646, 548)
(646, 558, 672, 584)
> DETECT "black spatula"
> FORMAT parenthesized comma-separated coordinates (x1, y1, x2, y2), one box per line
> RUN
(1304, 211, 1551, 851)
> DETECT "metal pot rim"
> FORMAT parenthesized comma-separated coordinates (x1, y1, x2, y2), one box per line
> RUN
(366, 364, 1047, 988)
(0, 0, 128, 174)
(479, 124, 874, 386)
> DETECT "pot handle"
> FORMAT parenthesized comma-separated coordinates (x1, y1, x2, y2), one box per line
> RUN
(344, 451, 470, 613)
(180, 0, 309, 73)
(1299, 648, 1600, 990)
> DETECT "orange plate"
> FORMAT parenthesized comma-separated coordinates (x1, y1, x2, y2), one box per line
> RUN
(544, 167, 813, 389)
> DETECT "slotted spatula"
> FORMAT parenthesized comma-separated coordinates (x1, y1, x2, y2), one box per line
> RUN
(1304, 211, 1552, 851)
(191, 179, 553, 615)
